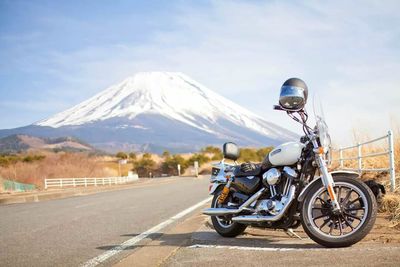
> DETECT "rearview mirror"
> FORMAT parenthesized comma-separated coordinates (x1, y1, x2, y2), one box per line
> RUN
(223, 142, 239, 161)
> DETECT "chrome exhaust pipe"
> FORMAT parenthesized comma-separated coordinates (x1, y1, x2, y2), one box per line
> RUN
(202, 187, 265, 216)
(202, 208, 241, 216)
(231, 185, 296, 223)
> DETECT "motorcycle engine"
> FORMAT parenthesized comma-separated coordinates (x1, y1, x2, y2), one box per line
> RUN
(256, 166, 297, 215)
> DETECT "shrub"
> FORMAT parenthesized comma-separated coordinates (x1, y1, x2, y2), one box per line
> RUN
(202, 146, 223, 160)
(128, 152, 137, 161)
(133, 153, 156, 177)
(116, 152, 128, 159)
(161, 155, 187, 175)
(238, 148, 259, 162)
(187, 153, 210, 167)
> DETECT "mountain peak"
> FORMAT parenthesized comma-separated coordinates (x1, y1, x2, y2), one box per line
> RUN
(20, 71, 299, 152)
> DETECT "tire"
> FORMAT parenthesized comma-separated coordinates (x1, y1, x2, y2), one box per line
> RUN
(301, 176, 377, 248)
(210, 188, 247, 237)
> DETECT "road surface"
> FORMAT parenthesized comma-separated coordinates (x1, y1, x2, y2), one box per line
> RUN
(0, 176, 210, 267)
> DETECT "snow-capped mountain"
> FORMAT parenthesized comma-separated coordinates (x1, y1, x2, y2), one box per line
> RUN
(0, 72, 298, 153)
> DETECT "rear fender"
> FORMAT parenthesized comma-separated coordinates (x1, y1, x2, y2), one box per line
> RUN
(297, 170, 359, 202)
(209, 183, 225, 195)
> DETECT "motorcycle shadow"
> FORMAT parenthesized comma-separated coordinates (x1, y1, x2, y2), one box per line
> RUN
(96, 231, 322, 251)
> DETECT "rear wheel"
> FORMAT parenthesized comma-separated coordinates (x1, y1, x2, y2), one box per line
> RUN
(301, 176, 377, 247)
(210, 188, 247, 237)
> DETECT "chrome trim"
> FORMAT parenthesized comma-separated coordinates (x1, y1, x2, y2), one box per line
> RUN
(283, 166, 298, 178)
(282, 176, 293, 197)
(263, 168, 281, 185)
(202, 187, 265, 216)
(269, 185, 277, 197)
(231, 185, 296, 223)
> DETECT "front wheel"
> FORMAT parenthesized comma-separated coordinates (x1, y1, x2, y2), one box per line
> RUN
(301, 176, 377, 248)
(210, 188, 247, 237)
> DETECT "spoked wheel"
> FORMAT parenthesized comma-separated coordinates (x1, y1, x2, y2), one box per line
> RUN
(301, 176, 377, 247)
(210, 188, 247, 237)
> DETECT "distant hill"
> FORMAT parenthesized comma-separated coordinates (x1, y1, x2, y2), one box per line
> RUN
(0, 135, 94, 153)
(0, 72, 298, 153)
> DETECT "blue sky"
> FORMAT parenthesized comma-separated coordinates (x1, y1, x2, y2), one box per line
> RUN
(1, 0, 399, 145)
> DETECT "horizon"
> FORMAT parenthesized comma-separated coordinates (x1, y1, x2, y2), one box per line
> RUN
(1, 1, 399, 146)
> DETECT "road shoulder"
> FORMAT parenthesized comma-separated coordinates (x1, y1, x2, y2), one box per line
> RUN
(114, 212, 207, 267)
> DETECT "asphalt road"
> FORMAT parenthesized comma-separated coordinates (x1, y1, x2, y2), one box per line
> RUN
(0, 176, 210, 267)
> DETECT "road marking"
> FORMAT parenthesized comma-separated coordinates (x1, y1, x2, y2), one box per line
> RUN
(81, 196, 212, 267)
(189, 244, 400, 252)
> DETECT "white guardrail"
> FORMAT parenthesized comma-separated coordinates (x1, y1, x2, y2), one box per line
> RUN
(44, 175, 139, 189)
(330, 130, 396, 192)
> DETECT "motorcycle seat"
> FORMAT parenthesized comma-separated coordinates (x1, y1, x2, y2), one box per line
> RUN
(234, 165, 262, 177)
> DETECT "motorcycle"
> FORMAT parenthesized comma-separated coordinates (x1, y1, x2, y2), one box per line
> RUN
(202, 79, 377, 248)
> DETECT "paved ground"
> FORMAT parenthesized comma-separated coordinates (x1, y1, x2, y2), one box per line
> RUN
(115, 211, 400, 267)
(162, 215, 400, 267)
(0, 176, 210, 267)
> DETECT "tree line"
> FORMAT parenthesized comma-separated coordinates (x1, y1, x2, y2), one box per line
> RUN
(116, 146, 274, 177)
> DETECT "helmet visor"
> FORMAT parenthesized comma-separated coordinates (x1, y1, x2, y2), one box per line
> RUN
(279, 85, 306, 110)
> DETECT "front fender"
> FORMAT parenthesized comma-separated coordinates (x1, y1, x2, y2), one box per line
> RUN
(297, 170, 359, 202)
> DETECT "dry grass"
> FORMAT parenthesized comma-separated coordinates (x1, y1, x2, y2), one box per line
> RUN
(380, 194, 400, 229)
(0, 151, 119, 189)
(331, 128, 400, 227)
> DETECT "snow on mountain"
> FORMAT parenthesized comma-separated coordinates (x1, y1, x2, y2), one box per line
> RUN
(36, 72, 295, 141)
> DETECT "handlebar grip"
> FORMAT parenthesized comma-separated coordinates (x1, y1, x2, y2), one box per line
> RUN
(273, 105, 284, 111)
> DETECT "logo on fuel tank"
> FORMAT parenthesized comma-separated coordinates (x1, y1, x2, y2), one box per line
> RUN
(270, 148, 282, 157)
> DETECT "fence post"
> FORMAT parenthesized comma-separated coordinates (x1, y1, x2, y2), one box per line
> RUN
(84, 178, 87, 187)
(357, 143, 362, 174)
(60, 179, 63, 188)
(94, 178, 97, 187)
(388, 130, 396, 192)
(73, 178, 76, 187)
(44, 179, 48, 190)
(339, 148, 343, 169)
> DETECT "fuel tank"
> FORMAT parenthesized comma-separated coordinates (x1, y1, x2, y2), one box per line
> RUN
(268, 141, 305, 166)
(232, 176, 261, 194)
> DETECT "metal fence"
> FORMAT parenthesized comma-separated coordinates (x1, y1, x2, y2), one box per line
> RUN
(331, 130, 396, 192)
(44, 174, 139, 189)
(2, 179, 36, 192)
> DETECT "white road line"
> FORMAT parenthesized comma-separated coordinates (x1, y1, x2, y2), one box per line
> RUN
(81, 196, 212, 267)
(189, 244, 400, 252)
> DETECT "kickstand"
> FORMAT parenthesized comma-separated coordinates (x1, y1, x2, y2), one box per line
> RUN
(284, 228, 303, 240)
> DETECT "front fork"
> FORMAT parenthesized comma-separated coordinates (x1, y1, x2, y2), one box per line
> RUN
(315, 153, 341, 212)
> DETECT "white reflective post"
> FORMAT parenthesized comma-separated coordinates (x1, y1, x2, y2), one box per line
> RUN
(194, 161, 199, 177)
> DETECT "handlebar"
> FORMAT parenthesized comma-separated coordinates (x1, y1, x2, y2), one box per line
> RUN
(273, 105, 284, 111)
